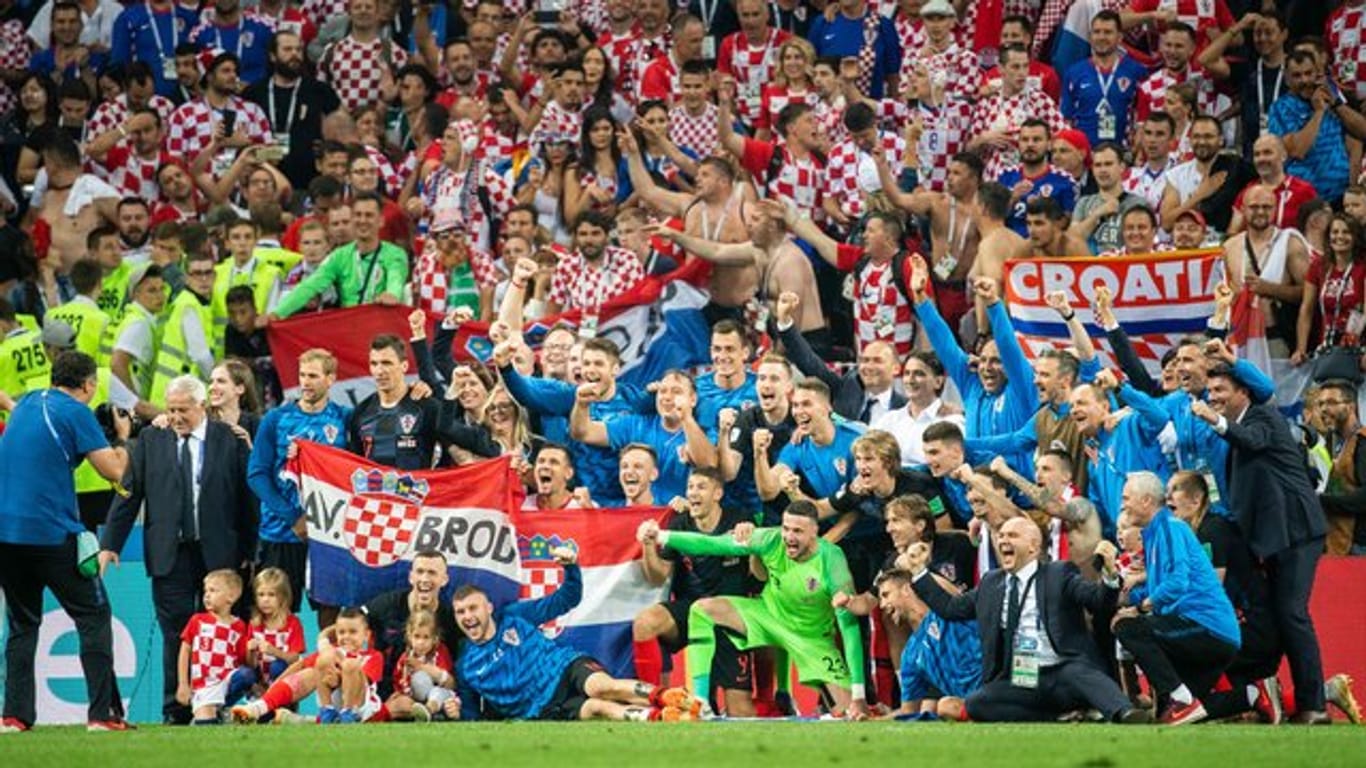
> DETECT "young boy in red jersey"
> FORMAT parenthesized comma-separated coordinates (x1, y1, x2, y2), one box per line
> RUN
(178, 570, 250, 725)
(230, 608, 384, 725)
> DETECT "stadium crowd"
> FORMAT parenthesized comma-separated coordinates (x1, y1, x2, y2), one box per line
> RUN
(0, 0, 1364, 734)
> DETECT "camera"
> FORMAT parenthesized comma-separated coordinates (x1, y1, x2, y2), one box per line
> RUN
(94, 403, 144, 444)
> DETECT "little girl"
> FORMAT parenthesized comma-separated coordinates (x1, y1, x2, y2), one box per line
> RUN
(228, 568, 305, 705)
(1115, 512, 1149, 707)
(389, 610, 457, 722)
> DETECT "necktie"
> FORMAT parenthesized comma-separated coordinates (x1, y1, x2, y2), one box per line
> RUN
(1003, 574, 1022, 673)
(860, 398, 874, 424)
(179, 436, 197, 542)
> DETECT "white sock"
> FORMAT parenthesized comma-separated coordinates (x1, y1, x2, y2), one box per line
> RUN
(1246, 685, 1259, 707)
(1170, 685, 1194, 705)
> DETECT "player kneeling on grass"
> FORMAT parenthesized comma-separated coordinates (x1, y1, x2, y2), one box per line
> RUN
(453, 545, 703, 721)
(647, 500, 870, 719)
(875, 570, 982, 721)
(178, 570, 250, 725)
(231, 609, 385, 724)
(388, 610, 458, 722)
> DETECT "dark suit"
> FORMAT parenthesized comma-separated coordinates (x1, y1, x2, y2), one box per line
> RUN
(913, 560, 1131, 721)
(777, 323, 906, 422)
(102, 421, 256, 721)
(1221, 403, 1328, 711)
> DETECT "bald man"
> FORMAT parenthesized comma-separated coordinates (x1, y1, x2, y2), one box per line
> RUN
(1221, 184, 1309, 357)
(1227, 135, 1318, 235)
(903, 517, 1151, 723)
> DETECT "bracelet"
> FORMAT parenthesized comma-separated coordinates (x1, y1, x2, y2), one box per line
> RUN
(118, 125, 128, 138)
(1060, 310, 1075, 321)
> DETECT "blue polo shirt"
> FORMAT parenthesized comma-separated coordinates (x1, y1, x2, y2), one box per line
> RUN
(109, 3, 203, 97)
(1269, 93, 1350, 201)
(189, 17, 275, 86)
(1061, 55, 1147, 148)
(0, 390, 108, 546)
(807, 11, 901, 100)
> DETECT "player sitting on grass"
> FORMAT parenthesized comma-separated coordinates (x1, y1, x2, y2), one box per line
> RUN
(178, 570, 249, 725)
(389, 610, 458, 722)
(231, 608, 384, 725)
(452, 545, 703, 721)
(875, 569, 981, 721)
(644, 500, 870, 719)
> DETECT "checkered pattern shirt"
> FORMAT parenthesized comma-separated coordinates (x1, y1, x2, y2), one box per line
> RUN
(530, 100, 583, 155)
(548, 246, 645, 311)
(300, 0, 347, 32)
(246, 6, 316, 44)
(1135, 65, 1220, 123)
(1327, 5, 1366, 103)
(363, 144, 403, 198)
(836, 244, 917, 357)
(1034, 0, 1070, 59)
(394, 645, 455, 698)
(100, 146, 172, 201)
(742, 138, 828, 219)
(181, 613, 248, 689)
(669, 102, 719, 158)
(597, 28, 644, 99)
(84, 94, 176, 145)
(880, 98, 973, 192)
(0, 21, 30, 116)
(250, 615, 305, 667)
(893, 14, 929, 82)
(1123, 157, 1178, 210)
(413, 240, 500, 315)
(718, 28, 790, 127)
(757, 85, 820, 135)
(825, 130, 907, 219)
(478, 119, 522, 165)
(970, 88, 1069, 179)
(320, 35, 408, 113)
(919, 43, 982, 107)
(1129, 0, 1235, 40)
(165, 97, 273, 167)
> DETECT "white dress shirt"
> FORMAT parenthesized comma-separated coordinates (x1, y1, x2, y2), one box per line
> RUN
(180, 420, 207, 536)
(872, 398, 966, 465)
(1001, 559, 1061, 668)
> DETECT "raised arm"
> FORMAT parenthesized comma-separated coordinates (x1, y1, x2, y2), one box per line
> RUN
(568, 386, 610, 446)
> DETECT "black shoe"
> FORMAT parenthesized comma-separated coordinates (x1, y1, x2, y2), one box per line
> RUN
(1117, 707, 1155, 724)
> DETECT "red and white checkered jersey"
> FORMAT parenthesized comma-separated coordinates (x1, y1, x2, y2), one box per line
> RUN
(1129, 0, 1235, 43)
(740, 138, 827, 219)
(757, 85, 820, 136)
(970, 88, 1069, 179)
(1327, 5, 1366, 103)
(362, 144, 403, 198)
(825, 130, 907, 219)
(548, 246, 646, 311)
(634, 33, 671, 87)
(478, 119, 523, 166)
(300, 0, 347, 32)
(918, 43, 982, 107)
(718, 28, 791, 126)
(638, 54, 679, 103)
(597, 28, 644, 99)
(0, 21, 30, 116)
(413, 240, 500, 315)
(815, 96, 849, 148)
(393, 644, 455, 697)
(247, 6, 317, 45)
(835, 243, 918, 357)
(893, 14, 929, 82)
(880, 98, 973, 192)
(669, 102, 719, 158)
(1134, 65, 1222, 124)
(181, 613, 248, 689)
(436, 70, 495, 103)
(165, 97, 273, 166)
(320, 35, 409, 113)
(85, 94, 176, 146)
(530, 100, 584, 154)
(1123, 157, 1178, 210)
(100, 147, 172, 201)
(250, 614, 306, 666)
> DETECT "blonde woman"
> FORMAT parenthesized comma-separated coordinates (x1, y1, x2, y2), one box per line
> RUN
(756, 37, 818, 142)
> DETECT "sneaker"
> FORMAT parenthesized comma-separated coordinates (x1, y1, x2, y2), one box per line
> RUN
(1118, 707, 1155, 724)
(1326, 674, 1362, 725)
(271, 709, 311, 726)
(1158, 699, 1208, 726)
(411, 703, 431, 723)
(317, 707, 340, 724)
(658, 705, 700, 722)
(0, 717, 29, 733)
(336, 709, 361, 724)
(774, 691, 798, 717)
(230, 703, 266, 724)
(87, 719, 136, 732)
(1253, 677, 1284, 725)
(650, 687, 701, 714)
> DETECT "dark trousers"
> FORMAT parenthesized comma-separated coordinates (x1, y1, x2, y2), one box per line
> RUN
(153, 544, 207, 723)
(257, 540, 309, 613)
(0, 538, 122, 725)
(965, 659, 1131, 722)
(1204, 607, 1284, 718)
(1268, 537, 1326, 711)
(1113, 614, 1238, 703)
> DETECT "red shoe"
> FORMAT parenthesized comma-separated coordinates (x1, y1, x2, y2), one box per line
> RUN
(87, 718, 137, 732)
(1253, 677, 1283, 725)
(650, 687, 702, 716)
(1158, 699, 1208, 726)
(0, 716, 30, 733)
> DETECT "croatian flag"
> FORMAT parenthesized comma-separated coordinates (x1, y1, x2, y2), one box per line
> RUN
(286, 442, 525, 608)
(511, 507, 672, 679)
(268, 304, 419, 405)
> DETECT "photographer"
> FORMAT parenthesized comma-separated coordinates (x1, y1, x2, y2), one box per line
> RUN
(0, 351, 133, 733)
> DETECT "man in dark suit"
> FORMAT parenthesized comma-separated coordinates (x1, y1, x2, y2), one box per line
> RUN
(774, 292, 905, 423)
(901, 516, 1151, 723)
(99, 375, 256, 725)
(1194, 364, 1330, 724)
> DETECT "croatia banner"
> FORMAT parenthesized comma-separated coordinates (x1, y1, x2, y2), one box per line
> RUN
(286, 441, 524, 608)
(1004, 250, 1223, 375)
(268, 304, 418, 405)
(511, 506, 672, 679)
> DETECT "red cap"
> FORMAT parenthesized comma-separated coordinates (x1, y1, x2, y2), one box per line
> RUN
(1175, 209, 1207, 227)
(1056, 128, 1091, 166)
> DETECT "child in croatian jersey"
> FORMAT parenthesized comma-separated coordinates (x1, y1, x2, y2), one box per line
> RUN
(178, 569, 250, 725)
(1114, 510, 1148, 705)
(230, 608, 385, 725)
(228, 567, 306, 704)
(389, 610, 458, 722)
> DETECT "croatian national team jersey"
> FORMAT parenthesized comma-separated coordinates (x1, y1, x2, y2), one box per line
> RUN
(181, 613, 249, 689)
(694, 371, 758, 438)
(248, 401, 351, 543)
(605, 414, 692, 504)
(899, 610, 982, 701)
(997, 165, 1077, 237)
(1327, 4, 1366, 102)
(250, 614, 306, 669)
(777, 420, 864, 499)
(109, 4, 202, 97)
(457, 566, 586, 720)
(188, 16, 274, 86)
(1061, 55, 1147, 148)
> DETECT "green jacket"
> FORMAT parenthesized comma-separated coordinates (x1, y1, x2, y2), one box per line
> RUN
(274, 240, 409, 318)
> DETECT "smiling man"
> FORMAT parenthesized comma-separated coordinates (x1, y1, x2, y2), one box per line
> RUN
(361, 550, 459, 706)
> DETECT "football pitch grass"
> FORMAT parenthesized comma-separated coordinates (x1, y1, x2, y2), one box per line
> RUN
(4, 721, 1364, 767)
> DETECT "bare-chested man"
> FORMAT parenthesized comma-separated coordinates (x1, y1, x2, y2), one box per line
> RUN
(1221, 184, 1308, 356)
(969, 182, 1031, 333)
(32, 133, 119, 272)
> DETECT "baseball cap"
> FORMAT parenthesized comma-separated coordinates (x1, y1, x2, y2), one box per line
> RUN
(1174, 209, 1207, 227)
(921, 0, 956, 18)
(1056, 128, 1092, 166)
(41, 319, 77, 349)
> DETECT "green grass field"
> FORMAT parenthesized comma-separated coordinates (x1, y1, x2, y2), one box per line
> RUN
(4, 722, 1364, 767)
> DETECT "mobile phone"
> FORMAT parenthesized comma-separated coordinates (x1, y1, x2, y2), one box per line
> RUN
(221, 109, 237, 136)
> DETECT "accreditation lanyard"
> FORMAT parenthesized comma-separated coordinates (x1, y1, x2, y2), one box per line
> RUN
(213, 19, 246, 59)
(146, 3, 179, 58)
(267, 81, 300, 134)
(1256, 60, 1284, 121)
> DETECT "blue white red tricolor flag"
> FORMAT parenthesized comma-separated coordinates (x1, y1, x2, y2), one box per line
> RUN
(1004, 250, 1222, 376)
